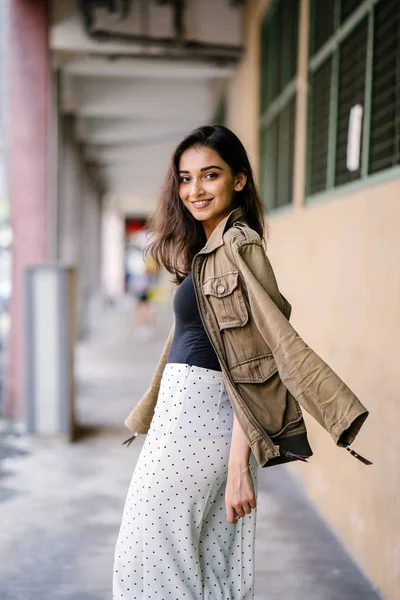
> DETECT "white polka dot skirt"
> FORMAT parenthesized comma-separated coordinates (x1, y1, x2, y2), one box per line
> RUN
(113, 363, 258, 599)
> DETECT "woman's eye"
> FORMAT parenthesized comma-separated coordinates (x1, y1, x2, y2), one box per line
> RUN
(205, 172, 218, 179)
(179, 177, 190, 184)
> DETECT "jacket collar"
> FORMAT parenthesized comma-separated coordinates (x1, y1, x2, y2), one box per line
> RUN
(198, 206, 245, 255)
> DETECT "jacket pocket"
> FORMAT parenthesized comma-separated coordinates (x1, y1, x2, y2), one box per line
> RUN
(203, 271, 248, 330)
(229, 354, 278, 383)
(234, 374, 304, 439)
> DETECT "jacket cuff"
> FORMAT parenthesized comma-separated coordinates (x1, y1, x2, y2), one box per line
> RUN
(331, 405, 369, 447)
(248, 435, 278, 468)
(124, 413, 150, 435)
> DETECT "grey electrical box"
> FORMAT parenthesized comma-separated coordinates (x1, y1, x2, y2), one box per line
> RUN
(24, 264, 77, 439)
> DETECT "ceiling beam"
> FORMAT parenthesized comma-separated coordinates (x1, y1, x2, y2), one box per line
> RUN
(63, 56, 236, 79)
(73, 77, 214, 120)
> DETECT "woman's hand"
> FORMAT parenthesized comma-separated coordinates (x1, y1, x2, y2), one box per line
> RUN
(225, 465, 256, 524)
(226, 413, 256, 524)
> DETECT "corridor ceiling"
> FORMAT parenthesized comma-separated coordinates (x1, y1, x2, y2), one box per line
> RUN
(50, 0, 244, 216)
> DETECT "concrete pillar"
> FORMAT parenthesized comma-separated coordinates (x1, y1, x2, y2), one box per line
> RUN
(58, 116, 82, 266)
(57, 115, 86, 335)
(58, 116, 102, 337)
(79, 168, 102, 335)
(6, 0, 50, 421)
(48, 70, 61, 261)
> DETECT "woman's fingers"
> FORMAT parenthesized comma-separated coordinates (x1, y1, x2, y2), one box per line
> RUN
(234, 505, 245, 518)
(227, 500, 257, 523)
(242, 502, 252, 515)
(226, 505, 237, 525)
(235, 501, 254, 516)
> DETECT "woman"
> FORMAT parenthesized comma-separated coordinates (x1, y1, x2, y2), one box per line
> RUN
(113, 125, 370, 599)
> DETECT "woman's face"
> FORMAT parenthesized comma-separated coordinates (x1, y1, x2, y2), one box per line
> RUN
(178, 145, 246, 238)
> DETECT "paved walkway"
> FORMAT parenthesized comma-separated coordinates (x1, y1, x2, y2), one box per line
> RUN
(0, 300, 381, 600)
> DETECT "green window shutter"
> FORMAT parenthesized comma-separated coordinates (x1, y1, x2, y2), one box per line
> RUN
(308, 58, 332, 194)
(260, 3, 279, 113)
(214, 97, 226, 126)
(369, 0, 400, 174)
(260, 120, 278, 211)
(310, 0, 335, 55)
(261, 0, 299, 111)
(260, 14, 272, 114)
(259, 0, 299, 211)
(279, 0, 300, 91)
(265, 20, 279, 108)
(276, 97, 296, 207)
(335, 18, 368, 186)
(340, 0, 364, 23)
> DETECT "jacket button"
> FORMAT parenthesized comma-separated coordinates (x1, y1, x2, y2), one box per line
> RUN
(216, 284, 225, 294)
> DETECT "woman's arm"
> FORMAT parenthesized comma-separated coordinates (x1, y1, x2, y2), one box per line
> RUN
(225, 413, 256, 524)
(232, 240, 369, 447)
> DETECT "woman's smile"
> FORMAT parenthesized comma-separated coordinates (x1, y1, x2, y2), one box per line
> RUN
(191, 197, 214, 208)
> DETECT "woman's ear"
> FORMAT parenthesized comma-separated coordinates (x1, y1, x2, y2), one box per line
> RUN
(234, 172, 247, 192)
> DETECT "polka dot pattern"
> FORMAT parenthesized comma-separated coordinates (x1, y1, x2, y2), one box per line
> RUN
(113, 363, 258, 599)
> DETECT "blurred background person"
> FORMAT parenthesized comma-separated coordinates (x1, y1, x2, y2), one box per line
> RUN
(126, 237, 160, 339)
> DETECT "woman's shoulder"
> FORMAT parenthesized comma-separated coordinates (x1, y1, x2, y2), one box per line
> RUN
(223, 220, 263, 248)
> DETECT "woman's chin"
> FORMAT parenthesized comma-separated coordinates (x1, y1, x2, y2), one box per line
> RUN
(190, 209, 212, 221)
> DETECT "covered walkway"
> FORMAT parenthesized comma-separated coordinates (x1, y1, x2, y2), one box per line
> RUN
(0, 300, 380, 600)
(0, 1, 398, 597)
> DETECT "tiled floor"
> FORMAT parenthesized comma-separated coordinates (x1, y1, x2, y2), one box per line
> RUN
(0, 301, 381, 599)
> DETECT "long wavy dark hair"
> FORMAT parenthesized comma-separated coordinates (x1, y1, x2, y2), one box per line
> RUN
(146, 125, 266, 283)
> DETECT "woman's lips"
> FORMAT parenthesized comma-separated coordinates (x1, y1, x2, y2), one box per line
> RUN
(191, 198, 213, 208)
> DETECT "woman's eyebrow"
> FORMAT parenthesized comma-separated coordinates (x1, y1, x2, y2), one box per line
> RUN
(200, 165, 223, 172)
(179, 165, 223, 174)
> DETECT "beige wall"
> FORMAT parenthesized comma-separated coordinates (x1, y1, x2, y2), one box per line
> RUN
(269, 184, 400, 600)
(227, 1, 400, 599)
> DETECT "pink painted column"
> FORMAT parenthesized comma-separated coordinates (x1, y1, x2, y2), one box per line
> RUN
(5, 0, 49, 420)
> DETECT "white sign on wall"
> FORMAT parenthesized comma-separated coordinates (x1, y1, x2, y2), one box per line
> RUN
(346, 104, 363, 172)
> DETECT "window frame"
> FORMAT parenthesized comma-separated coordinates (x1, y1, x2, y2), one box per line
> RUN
(259, 0, 299, 213)
(306, 0, 400, 205)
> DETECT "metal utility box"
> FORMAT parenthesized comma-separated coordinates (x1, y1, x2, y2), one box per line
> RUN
(24, 265, 77, 439)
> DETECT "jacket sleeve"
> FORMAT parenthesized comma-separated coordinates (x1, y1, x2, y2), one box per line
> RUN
(125, 324, 175, 434)
(234, 240, 368, 447)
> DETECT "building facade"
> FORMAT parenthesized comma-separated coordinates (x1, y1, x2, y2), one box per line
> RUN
(225, 1, 400, 598)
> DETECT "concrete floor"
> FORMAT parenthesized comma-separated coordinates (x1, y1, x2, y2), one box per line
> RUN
(0, 301, 382, 600)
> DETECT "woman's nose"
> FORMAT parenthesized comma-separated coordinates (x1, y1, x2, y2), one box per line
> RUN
(189, 180, 205, 198)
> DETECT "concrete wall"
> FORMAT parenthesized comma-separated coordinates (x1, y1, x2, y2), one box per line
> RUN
(226, 1, 400, 598)
(58, 116, 102, 338)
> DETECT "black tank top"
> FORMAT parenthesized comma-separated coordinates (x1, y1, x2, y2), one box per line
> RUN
(167, 273, 221, 371)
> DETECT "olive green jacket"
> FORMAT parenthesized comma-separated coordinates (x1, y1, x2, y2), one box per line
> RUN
(125, 207, 369, 467)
